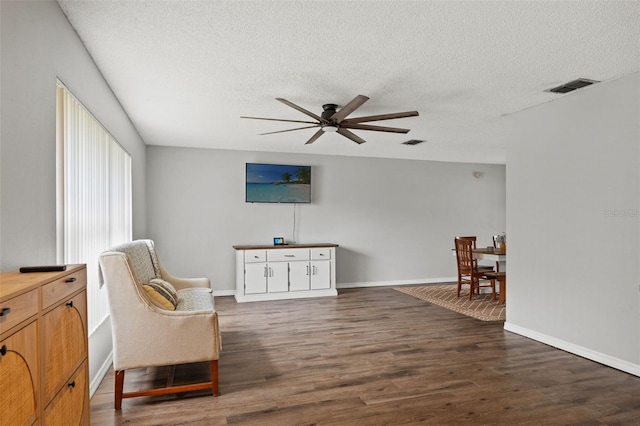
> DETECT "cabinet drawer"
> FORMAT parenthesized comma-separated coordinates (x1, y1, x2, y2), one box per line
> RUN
(0, 289, 38, 336)
(267, 248, 310, 262)
(42, 269, 87, 310)
(245, 250, 267, 263)
(311, 248, 332, 261)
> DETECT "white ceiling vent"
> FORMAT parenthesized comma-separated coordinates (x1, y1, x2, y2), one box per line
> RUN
(546, 78, 599, 94)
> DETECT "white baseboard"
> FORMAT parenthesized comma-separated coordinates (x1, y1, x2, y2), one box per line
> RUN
(234, 289, 338, 303)
(90, 350, 113, 398)
(337, 277, 456, 289)
(214, 278, 456, 295)
(504, 322, 640, 378)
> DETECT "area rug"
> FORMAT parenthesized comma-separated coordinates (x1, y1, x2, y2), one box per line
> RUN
(395, 284, 505, 321)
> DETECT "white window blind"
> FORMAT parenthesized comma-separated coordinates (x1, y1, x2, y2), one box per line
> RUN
(56, 82, 132, 335)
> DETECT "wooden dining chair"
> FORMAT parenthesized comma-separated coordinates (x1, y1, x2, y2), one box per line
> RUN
(484, 271, 506, 304)
(454, 236, 496, 300)
(457, 236, 495, 272)
(491, 235, 501, 272)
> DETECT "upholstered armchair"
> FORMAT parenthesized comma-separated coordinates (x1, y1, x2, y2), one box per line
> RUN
(98, 239, 221, 409)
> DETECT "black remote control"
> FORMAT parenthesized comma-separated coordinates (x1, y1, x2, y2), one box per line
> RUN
(19, 265, 67, 273)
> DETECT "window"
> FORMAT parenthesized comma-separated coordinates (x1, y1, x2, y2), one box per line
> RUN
(56, 82, 132, 334)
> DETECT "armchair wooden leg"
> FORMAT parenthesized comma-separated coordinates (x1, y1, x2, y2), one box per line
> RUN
(115, 370, 125, 410)
(211, 360, 220, 396)
(113, 362, 219, 409)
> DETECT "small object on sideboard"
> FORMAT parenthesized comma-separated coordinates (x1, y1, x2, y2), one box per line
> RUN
(19, 265, 67, 273)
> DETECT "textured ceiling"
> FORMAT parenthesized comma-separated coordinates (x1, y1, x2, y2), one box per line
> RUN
(57, 0, 640, 164)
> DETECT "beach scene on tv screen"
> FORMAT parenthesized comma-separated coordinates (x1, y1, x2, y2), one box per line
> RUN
(246, 164, 311, 203)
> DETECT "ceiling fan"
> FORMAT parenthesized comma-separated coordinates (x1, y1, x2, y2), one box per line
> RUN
(241, 95, 419, 145)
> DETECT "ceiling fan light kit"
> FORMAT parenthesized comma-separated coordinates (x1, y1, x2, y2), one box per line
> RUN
(242, 95, 419, 145)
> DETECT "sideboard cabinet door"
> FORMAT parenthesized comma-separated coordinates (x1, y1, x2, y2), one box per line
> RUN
(0, 321, 39, 426)
(42, 290, 87, 405)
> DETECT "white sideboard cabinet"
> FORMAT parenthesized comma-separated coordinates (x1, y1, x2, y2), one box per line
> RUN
(233, 243, 338, 302)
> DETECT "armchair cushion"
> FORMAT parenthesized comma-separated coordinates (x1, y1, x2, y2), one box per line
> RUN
(177, 288, 215, 312)
(143, 278, 179, 310)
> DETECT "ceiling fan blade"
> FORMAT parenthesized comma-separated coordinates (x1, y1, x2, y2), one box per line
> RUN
(330, 95, 369, 123)
(343, 111, 419, 124)
(259, 125, 320, 136)
(305, 129, 325, 145)
(241, 116, 318, 125)
(276, 98, 325, 122)
(342, 123, 410, 134)
(337, 128, 366, 144)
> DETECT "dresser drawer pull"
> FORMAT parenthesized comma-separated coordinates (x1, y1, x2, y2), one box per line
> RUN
(68, 381, 76, 388)
(66, 301, 74, 308)
(65, 277, 77, 283)
(0, 345, 6, 356)
(0, 307, 10, 316)
(284, 255, 295, 258)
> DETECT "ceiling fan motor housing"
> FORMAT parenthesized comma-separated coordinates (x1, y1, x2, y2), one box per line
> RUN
(321, 103, 338, 120)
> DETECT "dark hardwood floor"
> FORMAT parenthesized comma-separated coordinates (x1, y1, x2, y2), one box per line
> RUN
(90, 287, 640, 425)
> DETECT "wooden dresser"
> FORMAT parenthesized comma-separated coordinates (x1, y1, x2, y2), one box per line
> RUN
(0, 264, 89, 426)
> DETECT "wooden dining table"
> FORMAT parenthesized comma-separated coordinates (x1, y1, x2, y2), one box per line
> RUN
(472, 247, 506, 262)
(473, 248, 506, 304)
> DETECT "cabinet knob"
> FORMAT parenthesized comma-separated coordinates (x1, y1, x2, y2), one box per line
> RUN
(65, 277, 77, 283)
(66, 301, 74, 308)
(68, 381, 76, 388)
(0, 345, 7, 356)
(0, 307, 10, 317)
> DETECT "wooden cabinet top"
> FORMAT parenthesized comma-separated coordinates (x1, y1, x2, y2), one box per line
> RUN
(233, 243, 338, 251)
(0, 264, 85, 302)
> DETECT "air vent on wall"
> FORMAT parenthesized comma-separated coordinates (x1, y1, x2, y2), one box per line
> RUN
(546, 78, 599, 94)
(402, 139, 426, 145)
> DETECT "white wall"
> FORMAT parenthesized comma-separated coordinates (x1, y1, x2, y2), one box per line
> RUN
(505, 72, 640, 375)
(1, 0, 148, 269)
(0, 1, 147, 392)
(146, 147, 506, 292)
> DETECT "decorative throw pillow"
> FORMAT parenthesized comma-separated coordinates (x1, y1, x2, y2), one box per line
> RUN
(142, 278, 179, 310)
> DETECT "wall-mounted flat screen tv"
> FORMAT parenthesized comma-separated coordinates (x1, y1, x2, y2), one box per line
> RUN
(246, 163, 311, 203)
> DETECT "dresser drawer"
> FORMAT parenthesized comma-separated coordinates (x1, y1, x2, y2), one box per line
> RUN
(0, 289, 38, 336)
(245, 250, 267, 263)
(42, 269, 87, 310)
(311, 248, 332, 261)
(267, 248, 310, 262)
